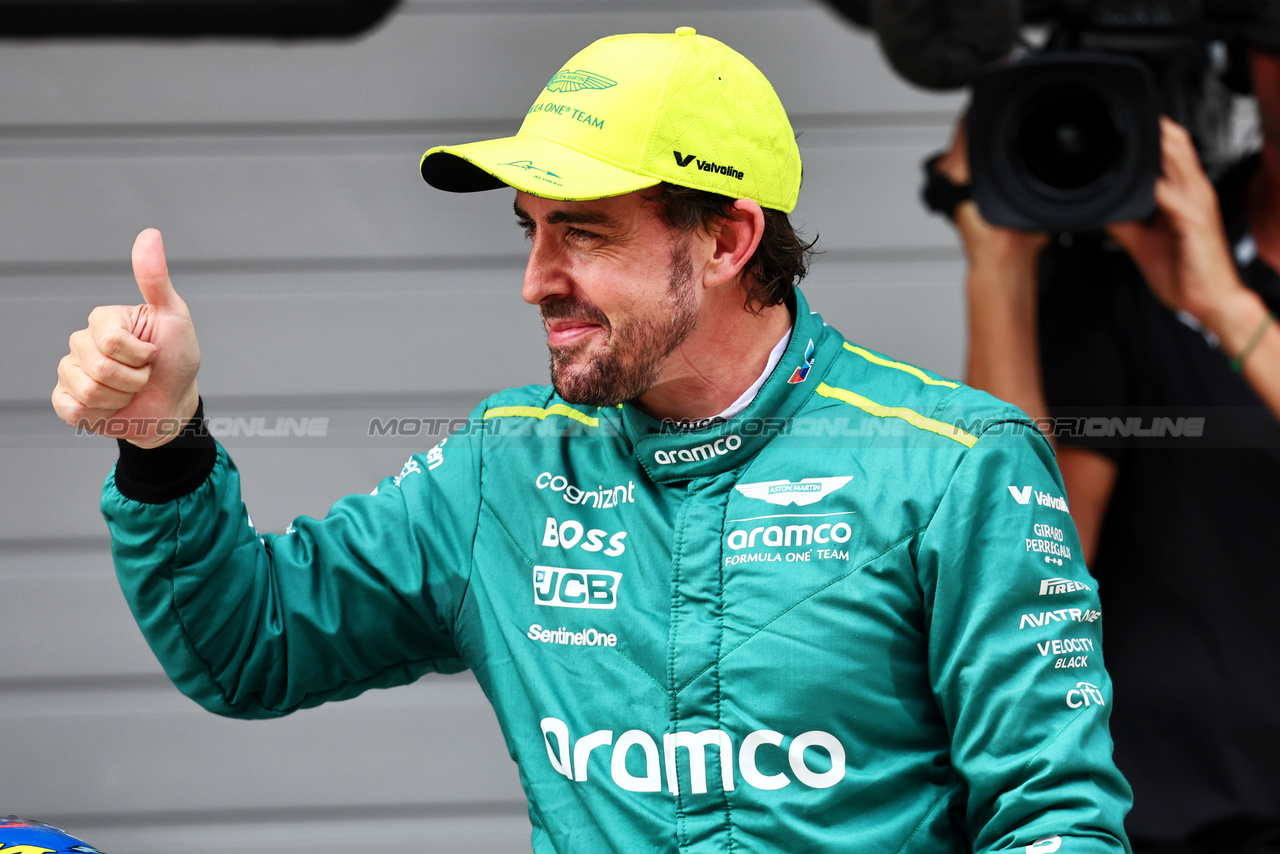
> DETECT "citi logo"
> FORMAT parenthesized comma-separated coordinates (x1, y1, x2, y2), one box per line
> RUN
(654, 434, 741, 466)
(1066, 682, 1106, 709)
(735, 476, 851, 507)
(540, 717, 845, 794)
(533, 566, 621, 610)
(671, 150, 745, 180)
(1008, 485, 1070, 512)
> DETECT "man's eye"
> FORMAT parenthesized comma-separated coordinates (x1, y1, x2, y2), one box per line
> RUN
(517, 219, 535, 238)
(567, 227, 598, 242)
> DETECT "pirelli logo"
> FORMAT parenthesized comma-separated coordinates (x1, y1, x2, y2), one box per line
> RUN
(1039, 577, 1090, 596)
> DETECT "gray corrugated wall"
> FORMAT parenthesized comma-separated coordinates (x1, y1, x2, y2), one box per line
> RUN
(0, 1, 964, 850)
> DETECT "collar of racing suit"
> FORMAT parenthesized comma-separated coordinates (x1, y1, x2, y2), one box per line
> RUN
(624, 288, 836, 484)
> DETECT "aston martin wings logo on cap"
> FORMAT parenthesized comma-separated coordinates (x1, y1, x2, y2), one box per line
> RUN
(546, 70, 618, 93)
(501, 160, 563, 178)
(734, 476, 853, 507)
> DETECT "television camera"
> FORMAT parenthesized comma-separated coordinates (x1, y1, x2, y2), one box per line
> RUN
(825, 0, 1280, 230)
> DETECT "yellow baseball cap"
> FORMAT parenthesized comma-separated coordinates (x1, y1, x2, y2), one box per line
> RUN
(420, 27, 802, 213)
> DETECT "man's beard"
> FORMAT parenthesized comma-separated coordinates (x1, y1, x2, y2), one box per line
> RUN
(541, 243, 698, 407)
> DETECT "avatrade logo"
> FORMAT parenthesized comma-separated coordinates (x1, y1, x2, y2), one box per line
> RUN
(545, 69, 617, 92)
(654, 435, 741, 466)
(735, 476, 852, 507)
(1039, 577, 1091, 596)
(1018, 607, 1100, 630)
(1008, 485, 1070, 512)
(534, 566, 622, 609)
(788, 339, 815, 384)
(1026, 837, 1062, 854)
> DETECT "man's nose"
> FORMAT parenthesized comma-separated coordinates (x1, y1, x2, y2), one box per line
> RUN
(521, 232, 572, 306)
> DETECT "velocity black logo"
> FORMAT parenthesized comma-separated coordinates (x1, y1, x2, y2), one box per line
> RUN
(672, 150, 743, 180)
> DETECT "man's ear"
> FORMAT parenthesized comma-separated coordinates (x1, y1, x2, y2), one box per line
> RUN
(704, 199, 766, 289)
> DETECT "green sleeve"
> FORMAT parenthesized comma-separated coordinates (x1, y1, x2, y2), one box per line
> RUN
(916, 420, 1132, 853)
(101, 413, 485, 720)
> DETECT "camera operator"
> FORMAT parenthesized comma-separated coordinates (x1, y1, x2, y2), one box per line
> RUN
(934, 46, 1280, 852)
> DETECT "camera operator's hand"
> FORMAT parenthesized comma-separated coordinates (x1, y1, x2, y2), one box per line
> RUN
(935, 116, 1050, 419)
(938, 114, 1117, 563)
(934, 116, 1050, 273)
(1109, 115, 1280, 424)
(1108, 117, 1250, 324)
(51, 228, 202, 448)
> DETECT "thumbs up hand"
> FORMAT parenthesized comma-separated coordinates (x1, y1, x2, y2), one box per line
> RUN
(52, 229, 202, 448)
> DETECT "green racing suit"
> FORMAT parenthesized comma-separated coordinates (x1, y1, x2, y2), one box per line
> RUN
(103, 290, 1131, 853)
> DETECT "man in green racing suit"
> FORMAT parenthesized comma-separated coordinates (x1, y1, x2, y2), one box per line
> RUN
(53, 28, 1132, 854)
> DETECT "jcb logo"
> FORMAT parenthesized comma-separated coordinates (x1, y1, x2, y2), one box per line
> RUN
(534, 566, 621, 609)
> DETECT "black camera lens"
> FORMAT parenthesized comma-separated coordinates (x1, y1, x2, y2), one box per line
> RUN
(1015, 84, 1122, 195)
(969, 53, 1160, 231)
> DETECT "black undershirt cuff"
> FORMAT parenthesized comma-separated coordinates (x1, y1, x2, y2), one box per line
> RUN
(114, 398, 217, 504)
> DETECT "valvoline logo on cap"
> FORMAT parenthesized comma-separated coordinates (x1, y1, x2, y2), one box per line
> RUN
(545, 70, 617, 93)
(788, 339, 816, 384)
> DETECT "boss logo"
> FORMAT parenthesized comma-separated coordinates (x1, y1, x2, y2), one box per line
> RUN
(542, 517, 627, 557)
(534, 566, 622, 609)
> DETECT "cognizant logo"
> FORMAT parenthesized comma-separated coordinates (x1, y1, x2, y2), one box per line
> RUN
(654, 435, 741, 466)
(539, 718, 846, 794)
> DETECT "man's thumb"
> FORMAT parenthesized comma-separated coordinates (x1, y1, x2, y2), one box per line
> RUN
(132, 228, 180, 307)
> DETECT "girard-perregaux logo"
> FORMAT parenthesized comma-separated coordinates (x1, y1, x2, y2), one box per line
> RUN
(546, 70, 618, 92)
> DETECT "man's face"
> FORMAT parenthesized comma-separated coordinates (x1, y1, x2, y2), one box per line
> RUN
(516, 190, 701, 407)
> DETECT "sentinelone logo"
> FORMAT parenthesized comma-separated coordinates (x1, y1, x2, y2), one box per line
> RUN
(540, 717, 845, 794)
